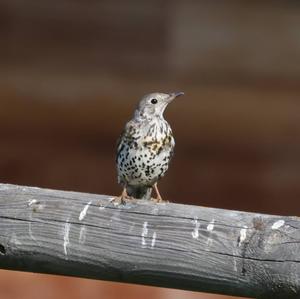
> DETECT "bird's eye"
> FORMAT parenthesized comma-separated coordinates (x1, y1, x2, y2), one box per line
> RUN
(151, 98, 158, 104)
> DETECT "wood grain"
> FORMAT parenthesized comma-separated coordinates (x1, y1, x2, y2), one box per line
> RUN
(0, 183, 299, 298)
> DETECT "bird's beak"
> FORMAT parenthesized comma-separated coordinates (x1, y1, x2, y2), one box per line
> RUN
(167, 91, 184, 102)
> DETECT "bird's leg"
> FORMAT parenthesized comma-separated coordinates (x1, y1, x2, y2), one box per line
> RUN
(152, 183, 163, 203)
(119, 187, 129, 204)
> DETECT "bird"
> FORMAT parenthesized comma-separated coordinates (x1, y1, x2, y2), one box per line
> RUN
(116, 92, 184, 203)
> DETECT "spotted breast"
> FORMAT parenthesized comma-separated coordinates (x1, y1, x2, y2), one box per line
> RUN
(117, 118, 174, 187)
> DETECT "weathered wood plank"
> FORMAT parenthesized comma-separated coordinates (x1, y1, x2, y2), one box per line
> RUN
(0, 183, 299, 298)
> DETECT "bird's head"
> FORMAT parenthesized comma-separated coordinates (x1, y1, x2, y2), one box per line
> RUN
(134, 92, 184, 120)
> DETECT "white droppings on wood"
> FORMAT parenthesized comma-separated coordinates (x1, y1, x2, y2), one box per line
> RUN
(141, 221, 148, 247)
(63, 222, 71, 256)
(192, 218, 200, 239)
(207, 219, 215, 232)
(151, 232, 157, 248)
(28, 221, 35, 241)
(271, 219, 285, 230)
(79, 201, 92, 221)
(238, 226, 248, 247)
(205, 219, 215, 246)
(233, 257, 238, 272)
(28, 213, 38, 243)
(99, 205, 105, 210)
(28, 199, 37, 206)
(79, 226, 86, 244)
(232, 246, 239, 272)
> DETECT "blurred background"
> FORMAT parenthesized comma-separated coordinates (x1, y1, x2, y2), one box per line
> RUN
(0, 1, 300, 298)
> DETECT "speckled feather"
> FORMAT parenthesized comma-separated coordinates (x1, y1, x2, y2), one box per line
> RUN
(116, 92, 182, 200)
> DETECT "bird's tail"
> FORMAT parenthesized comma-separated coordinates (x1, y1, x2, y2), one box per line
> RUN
(126, 185, 152, 200)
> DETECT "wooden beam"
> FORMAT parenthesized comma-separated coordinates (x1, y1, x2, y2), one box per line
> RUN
(0, 183, 299, 298)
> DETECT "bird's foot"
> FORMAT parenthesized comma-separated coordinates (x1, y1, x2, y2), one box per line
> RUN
(151, 183, 169, 203)
(150, 197, 169, 204)
(110, 191, 136, 206)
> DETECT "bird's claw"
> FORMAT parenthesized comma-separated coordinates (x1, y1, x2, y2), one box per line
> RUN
(150, 197, 169, 204)
(110, 195, 136, 206)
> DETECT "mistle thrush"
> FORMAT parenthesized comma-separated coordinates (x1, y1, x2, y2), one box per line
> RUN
(116, 92, 184, 203)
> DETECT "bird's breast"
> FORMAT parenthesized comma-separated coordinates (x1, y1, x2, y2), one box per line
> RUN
(142, 135, 173, 154)
(139, 120, 174, 154)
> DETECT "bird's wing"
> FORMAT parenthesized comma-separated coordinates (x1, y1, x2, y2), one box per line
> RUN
(116, 120, 136, 162)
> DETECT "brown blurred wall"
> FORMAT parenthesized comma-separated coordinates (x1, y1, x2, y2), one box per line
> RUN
(0, 1, 300, 299)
